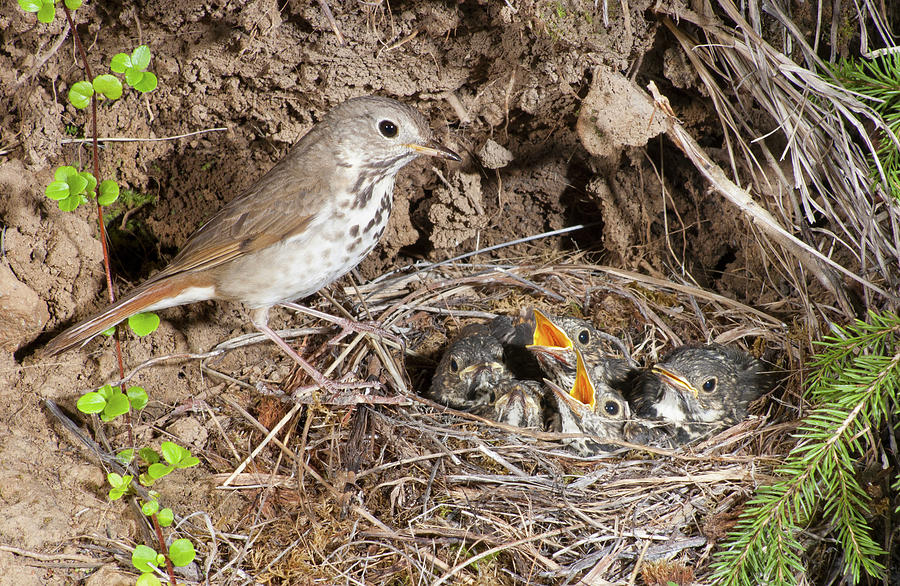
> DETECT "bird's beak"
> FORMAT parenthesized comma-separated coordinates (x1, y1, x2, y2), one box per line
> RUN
(406, 140, 461, 161)
(545, 378, 591, 418)
(458, 361, 504, 385)
(570, 350, 596, 410)
(651, 365, 699, 398)
(527, 309, 571, 350)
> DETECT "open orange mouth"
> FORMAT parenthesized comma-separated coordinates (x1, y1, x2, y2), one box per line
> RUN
(570, 350, 596, 409)
(527, 309, 572, 349)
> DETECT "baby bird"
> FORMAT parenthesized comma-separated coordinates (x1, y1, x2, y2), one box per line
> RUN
(429, 323, 543, 429)
(625, 344, 773, 444)
(527, 309, 635, 392)
(546, 348, 633, 456)
(429, 323, 508, 410)
(473, 379, 544, 429)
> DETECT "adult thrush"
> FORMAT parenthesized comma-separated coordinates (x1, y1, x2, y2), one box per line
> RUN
(527, 309, 634, 394)
(45, 96, 460, 388)
(625, 344, 772, 444)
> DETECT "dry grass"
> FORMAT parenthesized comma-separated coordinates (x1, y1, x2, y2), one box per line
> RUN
(51, 3, 900, 583)
(656, 0, 900, 320)
(156, 257, 803, 585)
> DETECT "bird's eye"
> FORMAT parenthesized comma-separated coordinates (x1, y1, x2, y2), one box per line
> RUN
(449, 358, 459, 373)
(702, 377, 717, 393)
(604, 400, 620, 417)
(378, 120, 398, 138)
(578, 329, 590, 345)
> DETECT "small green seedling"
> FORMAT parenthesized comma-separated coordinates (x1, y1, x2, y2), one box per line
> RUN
(77, 383, 148, 421)
(142, 441, 200, 485)
(132, 538, 196, 586)
(111, 45, 158, 93)
(45, 166, 119, 211)
(107, 472, 133, 500)
(68, 75, 123, 109)
(128, 312, 161, 336)
(17, 0, 82, 24)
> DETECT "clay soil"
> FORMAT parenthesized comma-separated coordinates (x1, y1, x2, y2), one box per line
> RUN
(1, 1, 806, 584)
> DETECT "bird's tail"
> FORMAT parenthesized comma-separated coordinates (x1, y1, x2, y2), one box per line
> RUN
(43, 278, 183, 356)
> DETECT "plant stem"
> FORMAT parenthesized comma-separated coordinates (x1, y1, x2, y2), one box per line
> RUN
(150, 513, 177, 583)
(59, 4, 130, 417)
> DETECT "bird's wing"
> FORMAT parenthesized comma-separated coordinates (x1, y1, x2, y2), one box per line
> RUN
(148, 160, 328, 282)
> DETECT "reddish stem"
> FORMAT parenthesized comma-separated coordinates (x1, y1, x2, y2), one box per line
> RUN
(59, 5, 169, 584)
(150, 513, 177, 582)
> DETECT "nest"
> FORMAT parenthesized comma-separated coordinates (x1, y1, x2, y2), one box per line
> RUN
(174, 257, 800, 584)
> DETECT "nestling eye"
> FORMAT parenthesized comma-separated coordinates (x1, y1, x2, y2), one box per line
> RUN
(578, 329, 590, 345)
(604, 400, 620, 417)
(378, 120, 399, 138)
(702, 377, 717, 393)
(449, 358, 459, 373)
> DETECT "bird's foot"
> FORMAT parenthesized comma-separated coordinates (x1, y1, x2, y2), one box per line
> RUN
(280, 302, 404, 349)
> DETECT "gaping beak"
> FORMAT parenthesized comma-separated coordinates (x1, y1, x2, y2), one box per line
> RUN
(651, 365, 699, 398)
(570, 350, 596, 410)
(406, 140, 461, 161)
(527, 309, 571, 350)
(545, 378, 591, 418)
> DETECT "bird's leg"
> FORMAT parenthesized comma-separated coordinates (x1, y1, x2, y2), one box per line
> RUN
(279, 302, 404, 350)
(250, 307, 370, 393)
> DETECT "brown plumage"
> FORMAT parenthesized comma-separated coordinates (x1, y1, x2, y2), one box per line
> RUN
(44, 97, 459, 387)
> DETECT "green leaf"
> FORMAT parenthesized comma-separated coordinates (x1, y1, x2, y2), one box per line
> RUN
(64, 0, 82, 9)
(157, 508, 174, 527)
(179, 455, 200, 468)
(45, 181, 70, 201)
(18, 0, 42, 13)
(131, 45, 152, 70)
(168, 539, 196, 567)
(107, 473, 125, 488)
(57, 193, 83, 212)
(36, 0, 54, 23)
(141, 499, 159, 516)
(110, 53, 131, 73)
(107, 473, 133, 500)
(126, 386, 149, 410)
(54, 166, 78, 181)
(98, 180, 120, 206)
(116, 449, 135, 466)
(101, 392, 130, 421)
(128, 312, 159, 336)
(138, 472, 155, 487)
(97, 384, 114, 401)
(133, 71, 158, 93)
(124, 68, 144, 88)
(65, 172, 88, 195)
(68, 81, 93, 109)
(100, 325, 116, 337)
(93, 74, 123, 100)
(76, 392, 106, 414)
(136, 573, 161, 586)
(138, 447, 160, 465)
(82, 172, 97, 196)
(131, 544, 159, 573)
(147, 463, 173, 480)
(160, 441, 182, 465)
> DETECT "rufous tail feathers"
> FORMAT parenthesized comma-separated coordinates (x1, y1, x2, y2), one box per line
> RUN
(43, 278, 189, 356)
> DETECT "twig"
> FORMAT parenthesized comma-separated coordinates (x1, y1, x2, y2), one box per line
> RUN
(59, 126, 228, 144)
